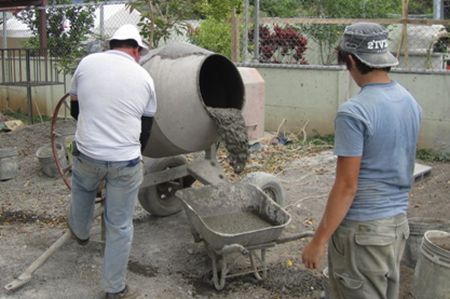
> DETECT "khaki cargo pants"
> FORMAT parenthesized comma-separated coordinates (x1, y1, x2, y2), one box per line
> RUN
(327, 214, 409, 299)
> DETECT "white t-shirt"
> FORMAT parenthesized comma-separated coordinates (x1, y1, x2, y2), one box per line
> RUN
(70, 50, 156, 161)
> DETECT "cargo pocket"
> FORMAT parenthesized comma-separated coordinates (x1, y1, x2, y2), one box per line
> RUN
(333, 271, 364, 299)
(355, 233, 395, 246)
(355, 232, 395, 272)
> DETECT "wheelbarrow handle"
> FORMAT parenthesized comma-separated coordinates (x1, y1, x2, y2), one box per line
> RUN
(275, 231, 315, 244)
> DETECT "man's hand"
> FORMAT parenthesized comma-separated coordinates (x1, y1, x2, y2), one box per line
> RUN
(302, 239, 326, 269)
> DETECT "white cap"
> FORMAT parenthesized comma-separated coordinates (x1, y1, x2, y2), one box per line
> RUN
(109, 24, 149, 55)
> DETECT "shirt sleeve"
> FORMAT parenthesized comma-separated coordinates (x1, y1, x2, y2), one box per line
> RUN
(334, 112, 366, 157)
(143, 80, 157, 117)
(69, 67, 79, 96)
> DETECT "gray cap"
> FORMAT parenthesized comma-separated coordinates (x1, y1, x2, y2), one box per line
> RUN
(339, 22, 398, 68)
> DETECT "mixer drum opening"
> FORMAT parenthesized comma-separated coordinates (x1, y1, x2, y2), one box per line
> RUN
(199, 55, 245, 110)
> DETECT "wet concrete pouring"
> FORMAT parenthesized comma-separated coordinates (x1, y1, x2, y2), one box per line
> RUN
(206, 107, 249, 174)
(1, 119, 450, 298)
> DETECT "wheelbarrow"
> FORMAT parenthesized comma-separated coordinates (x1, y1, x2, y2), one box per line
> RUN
(176, 182, 314, 290)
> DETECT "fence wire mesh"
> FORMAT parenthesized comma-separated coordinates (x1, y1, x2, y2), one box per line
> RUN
(0, 0, 192, 75)
(242, 0, 450, 72)
(0, 0, 449, 73)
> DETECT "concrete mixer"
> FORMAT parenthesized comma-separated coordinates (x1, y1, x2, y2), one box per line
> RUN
(48, 42, 283, 217)
(137, 42, 245, 216)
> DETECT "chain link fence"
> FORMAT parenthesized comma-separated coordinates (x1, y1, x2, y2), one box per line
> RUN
(0, 0, 193, 76)
(0, 0, 449, 73)
(241, 0, 450, 72)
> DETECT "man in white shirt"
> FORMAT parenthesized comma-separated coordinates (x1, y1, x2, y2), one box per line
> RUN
(68, 24, 156, 299)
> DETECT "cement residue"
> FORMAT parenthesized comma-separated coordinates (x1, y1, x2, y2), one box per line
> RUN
(206, 107, 248, 173)
(128, 260, 158, 277)
(263, 264, 325, 297)
(202, 211, 274, 235)
(429, 236, 450, 251)
(141, 42, 212, 63)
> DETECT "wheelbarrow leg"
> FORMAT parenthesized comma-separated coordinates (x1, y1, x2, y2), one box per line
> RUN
(209, 250, 228, 290)
(248, 248, 267, 280)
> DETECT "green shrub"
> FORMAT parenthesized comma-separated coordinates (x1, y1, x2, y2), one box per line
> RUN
(416, 149, 450, 162)
(189, 18, 232, 58)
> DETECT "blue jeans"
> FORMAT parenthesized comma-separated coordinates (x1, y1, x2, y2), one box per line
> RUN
(68, 149, 143, 293)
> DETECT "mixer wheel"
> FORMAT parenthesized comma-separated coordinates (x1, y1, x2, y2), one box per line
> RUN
(242, 172, 285, 206)
(138, 156, 195, 216)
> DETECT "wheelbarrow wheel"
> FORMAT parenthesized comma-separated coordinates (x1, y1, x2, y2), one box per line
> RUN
(138, 156, 195, 217)
(242, 172, 285, 206)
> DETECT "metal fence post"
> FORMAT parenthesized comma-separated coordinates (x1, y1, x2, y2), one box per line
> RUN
(252, 0, 260, 63)
(25, 49, 33, 124)
(231, 7, 239, 63)
(100, 3, 105, 39)
(434, 0, 444, 19)
(2, 11, 7, 49)
(242, 0, 249, 64)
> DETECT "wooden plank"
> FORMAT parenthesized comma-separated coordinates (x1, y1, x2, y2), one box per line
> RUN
(0, 1, 41, 9)
(414, 162, 432, 182)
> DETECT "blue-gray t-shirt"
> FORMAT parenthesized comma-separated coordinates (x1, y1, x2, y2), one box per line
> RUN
(334, 81, 422, 221)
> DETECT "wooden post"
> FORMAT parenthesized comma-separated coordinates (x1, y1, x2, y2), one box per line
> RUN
(38, 0, 48, 53)
(231, 7, 240, 63)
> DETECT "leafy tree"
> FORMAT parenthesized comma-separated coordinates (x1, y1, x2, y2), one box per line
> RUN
(190, 18, 232, 57)
(409, 0, 433, 15)
(260, 0, 303, 18)
(296, 0, 402, 64)
(188, 0, 242, 59)
(192, 0, 242, 20)
(128, 0, 242, 57)
(127, 0, 197, 48)
(18, 0, 95, 73)
(300, 0, 401, 18)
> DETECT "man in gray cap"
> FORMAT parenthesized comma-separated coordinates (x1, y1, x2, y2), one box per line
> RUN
(68, 24, 156, 298)
(302, 22, 422, 299)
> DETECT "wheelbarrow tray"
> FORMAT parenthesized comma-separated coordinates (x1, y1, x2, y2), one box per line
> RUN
(176, 182, 291, 251)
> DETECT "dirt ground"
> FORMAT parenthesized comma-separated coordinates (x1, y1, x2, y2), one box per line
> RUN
(0, 120, 449, 299)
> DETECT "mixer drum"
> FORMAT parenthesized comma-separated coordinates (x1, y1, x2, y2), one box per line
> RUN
(140, 42, 245, 158)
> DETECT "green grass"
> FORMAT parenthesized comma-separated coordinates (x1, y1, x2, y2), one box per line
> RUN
(308, 134, 335, 146)
(416, 149, 450, 162)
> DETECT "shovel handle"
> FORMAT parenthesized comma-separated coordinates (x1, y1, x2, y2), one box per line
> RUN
(4, 230, 72, 292)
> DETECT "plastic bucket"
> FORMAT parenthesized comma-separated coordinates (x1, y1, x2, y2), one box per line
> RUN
(36, 143, 67, 178)
(411, 230, 450, 299)
(403, 217, 450, 268)
(0, 147, 18, 181)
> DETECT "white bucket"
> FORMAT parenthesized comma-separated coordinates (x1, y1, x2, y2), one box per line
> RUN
(36, 143, 67, 178)
(403, 217, 450, 269)
(411, 230, 450, 299)
(0, 147, 18, 181)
